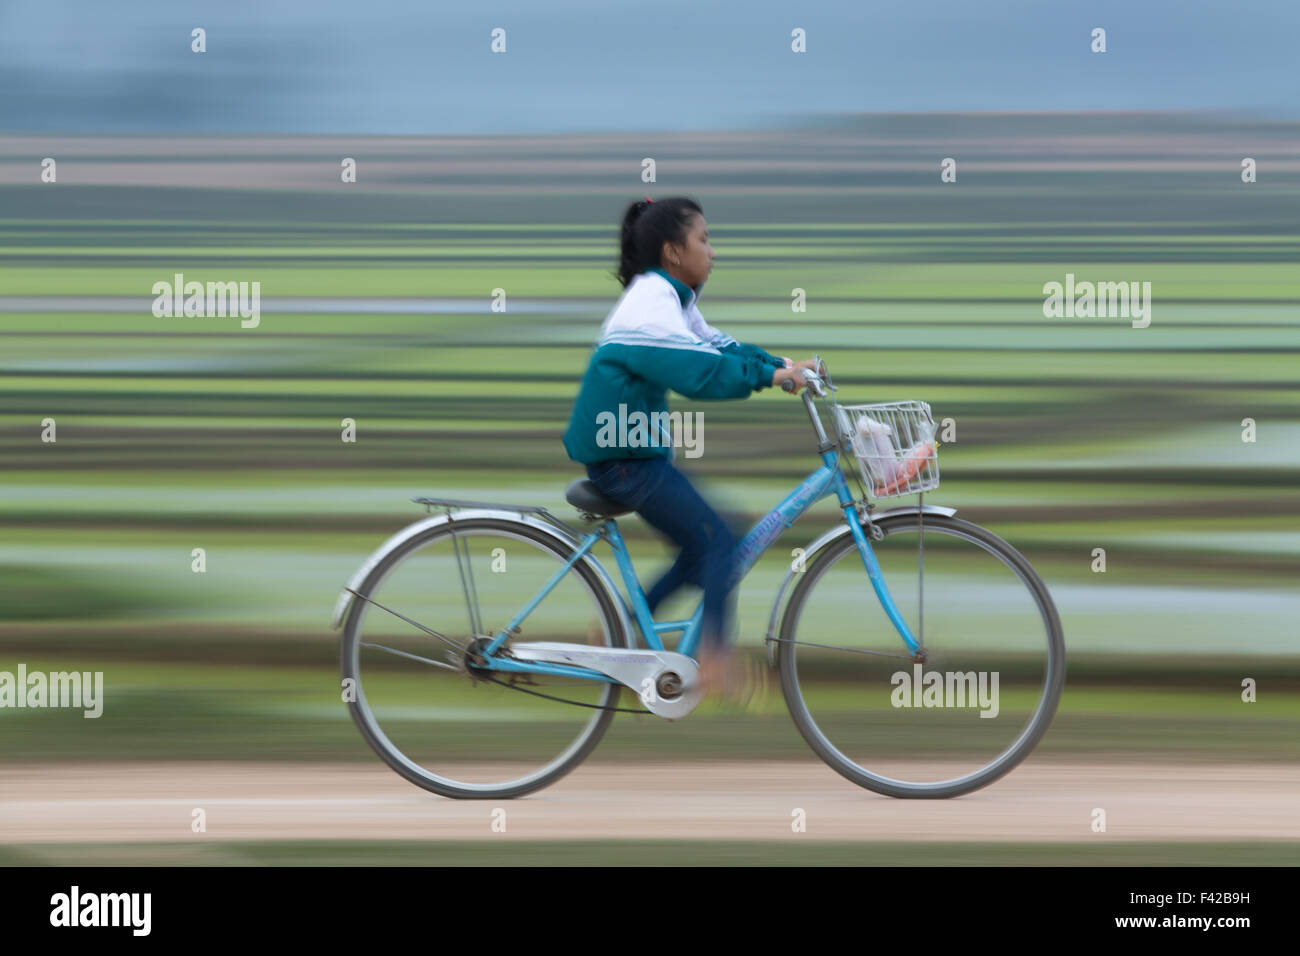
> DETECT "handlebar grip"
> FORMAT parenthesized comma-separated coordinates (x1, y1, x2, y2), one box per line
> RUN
(780, 377, 796, 393)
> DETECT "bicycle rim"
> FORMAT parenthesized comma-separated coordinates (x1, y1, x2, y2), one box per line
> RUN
(341, 517, 625, 798)
(779, 514, 1065, 797)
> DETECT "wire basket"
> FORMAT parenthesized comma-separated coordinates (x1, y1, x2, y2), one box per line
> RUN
(834, 401, 940, 499)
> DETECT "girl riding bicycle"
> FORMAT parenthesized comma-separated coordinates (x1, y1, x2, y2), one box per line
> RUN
(562, 195, 816, 700)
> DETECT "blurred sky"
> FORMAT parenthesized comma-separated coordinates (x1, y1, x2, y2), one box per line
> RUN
(0, 0, 1296, 134)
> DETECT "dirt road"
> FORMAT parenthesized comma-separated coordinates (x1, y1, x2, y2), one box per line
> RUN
(2, 759, 1297, 844)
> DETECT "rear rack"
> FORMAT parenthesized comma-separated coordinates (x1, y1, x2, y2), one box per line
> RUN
(413, 496, 549, 514)
(411, 496, 587, 540)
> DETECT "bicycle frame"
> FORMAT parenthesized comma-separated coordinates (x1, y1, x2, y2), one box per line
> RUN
(342, 358, 1064, 798)
(483, 449, 923, 683)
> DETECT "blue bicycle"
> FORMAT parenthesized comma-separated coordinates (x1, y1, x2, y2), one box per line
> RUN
(334, 359, 1065, 799)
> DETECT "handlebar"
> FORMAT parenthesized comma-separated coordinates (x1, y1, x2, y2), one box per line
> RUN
(779, 359, 829, 398)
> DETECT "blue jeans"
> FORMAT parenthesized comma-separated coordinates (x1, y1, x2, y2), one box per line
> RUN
(586, 457, 737, 653)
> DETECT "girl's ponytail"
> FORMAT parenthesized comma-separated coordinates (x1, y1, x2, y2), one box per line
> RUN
(614, 196, 703, 289)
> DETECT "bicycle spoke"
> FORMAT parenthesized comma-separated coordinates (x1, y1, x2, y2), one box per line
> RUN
(360, 641, 462, 671)
(344, 587, 466, 654)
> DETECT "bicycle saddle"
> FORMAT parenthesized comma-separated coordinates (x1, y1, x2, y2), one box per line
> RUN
(564, 478, 633, 518)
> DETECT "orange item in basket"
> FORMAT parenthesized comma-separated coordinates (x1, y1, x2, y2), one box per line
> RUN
(873, 441, 934, 497)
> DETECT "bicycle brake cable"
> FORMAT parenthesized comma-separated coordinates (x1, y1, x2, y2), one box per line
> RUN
(478, 673, 653, 714)
(763, 635, 914, 662)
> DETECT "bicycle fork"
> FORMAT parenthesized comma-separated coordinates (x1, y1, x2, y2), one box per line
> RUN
(842, 506, 926, 662)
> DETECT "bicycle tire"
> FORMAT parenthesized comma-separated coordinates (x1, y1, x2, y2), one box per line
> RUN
(778, 513, 1065, 798)
(340, 515, 627, 799)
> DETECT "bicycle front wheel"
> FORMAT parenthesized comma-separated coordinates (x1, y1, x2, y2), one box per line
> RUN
(340, 516, 627, 799)
(778, 513, 1065, 798)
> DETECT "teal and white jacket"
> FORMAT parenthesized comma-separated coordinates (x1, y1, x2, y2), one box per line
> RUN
(563, 267, 785, 464)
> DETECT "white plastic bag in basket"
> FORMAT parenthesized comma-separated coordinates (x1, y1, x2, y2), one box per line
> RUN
(856, 414, 937, 495)
(855, 416, 902, 486)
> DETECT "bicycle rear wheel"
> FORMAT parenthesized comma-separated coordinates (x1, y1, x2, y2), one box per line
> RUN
(340, 515, 627, 799)
(778, 513, 1065, 798)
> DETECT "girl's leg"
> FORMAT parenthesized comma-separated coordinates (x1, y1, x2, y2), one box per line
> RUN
(643, 548, 697, 615)
(586, 458, 736, 646)
(586, 459, 756, 701)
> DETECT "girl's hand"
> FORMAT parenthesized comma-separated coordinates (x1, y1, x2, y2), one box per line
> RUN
(773, 358, 821, 393)
(772, 366, 807, 393)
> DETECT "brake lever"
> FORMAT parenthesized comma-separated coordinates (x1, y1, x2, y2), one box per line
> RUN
(781, 369, 827, 397)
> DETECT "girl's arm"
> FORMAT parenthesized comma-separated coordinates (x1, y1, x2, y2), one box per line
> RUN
(617, 343, 777, 400)
(721, 341, 788, 370)
(686, 304, 787, 372)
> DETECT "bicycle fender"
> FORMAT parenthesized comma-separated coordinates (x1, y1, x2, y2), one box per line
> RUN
(331, 509, 635, 648)
(763, 504, 958, 667)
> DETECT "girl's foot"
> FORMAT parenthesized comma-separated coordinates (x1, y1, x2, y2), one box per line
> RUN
(695, 647, 770, 710)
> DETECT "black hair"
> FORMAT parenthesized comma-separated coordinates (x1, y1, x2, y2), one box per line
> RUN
(615, 196, 703, 289)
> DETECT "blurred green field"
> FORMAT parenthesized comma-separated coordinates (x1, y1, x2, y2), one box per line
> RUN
(0, 656, 1295, 763)
(1, 118, 1297, 767)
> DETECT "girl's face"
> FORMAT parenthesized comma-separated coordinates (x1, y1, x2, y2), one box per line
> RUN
(662, 214, 714, 289)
